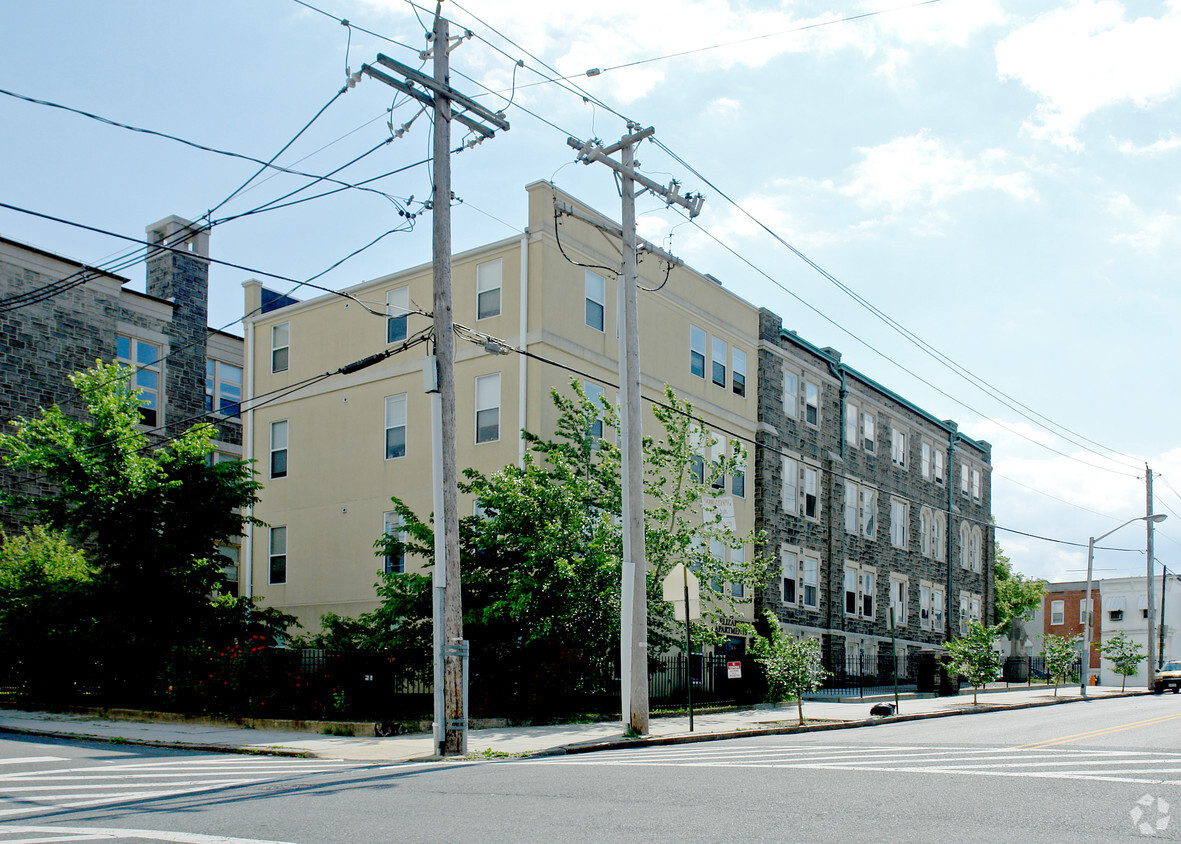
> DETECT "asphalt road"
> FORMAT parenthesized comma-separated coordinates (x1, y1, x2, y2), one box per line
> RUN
(3, 695, 1181, 842)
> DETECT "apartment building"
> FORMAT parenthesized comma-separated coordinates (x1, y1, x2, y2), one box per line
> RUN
(756, 309, 994, 664)
(0, 218, 243, 585)
(242, 181, 761, 633)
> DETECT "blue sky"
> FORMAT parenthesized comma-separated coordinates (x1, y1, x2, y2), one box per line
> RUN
(3, 0, 1180, 583)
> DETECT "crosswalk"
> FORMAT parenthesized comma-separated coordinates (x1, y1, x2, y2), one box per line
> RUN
(525, 743, 1181, 785)
(0, 754, 363, 820)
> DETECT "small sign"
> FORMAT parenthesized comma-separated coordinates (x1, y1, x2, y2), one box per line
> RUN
(727, 661, 742, 679)
(701, 495, 737, 532)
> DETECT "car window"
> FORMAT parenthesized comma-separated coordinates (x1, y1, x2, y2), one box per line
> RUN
(1164, 662, 1181, 671)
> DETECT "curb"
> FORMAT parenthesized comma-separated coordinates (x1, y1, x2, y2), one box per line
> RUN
(536, 690, 1150, 757)
(0, 725, 314, 759)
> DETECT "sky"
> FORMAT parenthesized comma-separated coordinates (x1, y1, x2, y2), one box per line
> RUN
(2, 0, 1180, 584)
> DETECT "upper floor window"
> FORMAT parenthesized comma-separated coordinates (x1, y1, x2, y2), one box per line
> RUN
(387, 288, 409, 343)
(584, 382, 605, 440)
(920, 581, 932, 631)
(845, 402, 858, 447)
(844, 563, 875, 619)
(385, 394, 407, 459)
(890, 574, 909, 628)
(934, 450, 945, 484)
(270, 420, 288, 478)
(802, 465, 820, 520)
(961, 462, 970, 496)
(890, 498, 909, 549)
(802, 554, 819, 609)
(475, 373, 501, 443)
(782, 456, 797, 514)
(784, 371, 798, 418)
(959, 520, 970, 569)
(206, 360, 242, 418)
(383, 511, 405, 574)
(732, 348, 746, 397)
(269, 526, 287, 585)
(972, 468, 982, 501)
(862, 411, 875, 453)
(690, 325, 706, 378)
(585, 271, 605, 331)
(1050, 599, 1065, 626)
(117, 334, 161, 426)
(732, 454, 746, 498)
(271, 322, 290, 373)
(934, 510, 947, 561)
(919, 507, 933, 557)
(891, 427, 907, 468)
(781, 549, 798, 606)
(476, 259, 502, 320)
(921, 441, 931, 479)
(970, 525, 983, 572)
(844, 480, 876, 539)
(803, 381, 819, 427)
(711, 337, 727, 388)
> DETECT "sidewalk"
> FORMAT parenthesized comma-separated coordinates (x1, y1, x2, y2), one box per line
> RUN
(0, 684, 1141, 763)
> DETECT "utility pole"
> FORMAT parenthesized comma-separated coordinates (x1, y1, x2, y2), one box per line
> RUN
(568, 125, 702, 734)
(1148, 464, 1158, 691)
(361, 3, 508, 756)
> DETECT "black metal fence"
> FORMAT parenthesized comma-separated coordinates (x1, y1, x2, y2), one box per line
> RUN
(816, 653, 918, 697)
(649, 653, 764, 708)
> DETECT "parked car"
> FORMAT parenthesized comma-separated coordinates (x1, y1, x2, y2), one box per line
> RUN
(1153, 660, 1181, 694)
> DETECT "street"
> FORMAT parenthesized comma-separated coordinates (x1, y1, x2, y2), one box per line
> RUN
(3, 695, 1181, 842)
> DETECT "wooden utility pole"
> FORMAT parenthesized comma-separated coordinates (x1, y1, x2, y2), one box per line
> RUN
(568, 125, 702, 734)
(361, 3, 508, 756)
(1148, 464, 1158, 691)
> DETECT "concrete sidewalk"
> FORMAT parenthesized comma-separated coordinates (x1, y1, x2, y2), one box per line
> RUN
(0, 684, 1141, 763)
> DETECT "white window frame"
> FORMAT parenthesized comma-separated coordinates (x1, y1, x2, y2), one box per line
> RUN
(383, 511, 405, 574)
(890, 573, 909, 629)
(711, 337, 727, 388)
(784, 371, 798, 419)
(934, 450, 945, 485)
(972, 468, 982, 501)
(919, 506, 933, 557)
(959, 591, 970, 635)
(585, 271, 605, 332)
(920, 580, 932, 631)
(863, 411, 875, 453)
(476, 258, 502, 320)
(921, 441, 931, 479)
(584, 382, 605, 440)
(802, 464, 820, 521)
(206, 359, 242, 419)
(934, 511, 947, 562)
(803, 380, 820, 427)
(891, 426, 907, 468)
(270, 420, 288, 479)
(961, 461, 970, 496)
(386, 288, 409, 344)
(781, 548, 799, 607)
(844, 481, 858, 534)
(860, 485, 876, 539)
(117, 334, 163, 426)
(732, 452, 746, 499)
(782, 456, 798, 516)
(1050, 599, 1065, 626)
(732, 348, 747, 397)
(970, 525, 983, 572)
(271, 322, 290, 373)
(269, 525, 287, 585)
(932, 587, 945, 632)
(802, 552, 820, 610)
(844, 562, 876, 620)
(690, 325, 707, 378)
(385, 393, 407, 460)
(890, 498, 909, 549)
(475, 373, 501, 444)
(845, 402, 858, 447)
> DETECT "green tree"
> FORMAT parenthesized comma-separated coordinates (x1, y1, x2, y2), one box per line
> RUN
(945, 620, 1002, 704)
(0, 361, 285, 703)
(1043, 633, 1082, 696)
(740, 609, 828, 724)
(1100, 631, 1145, 692)
(993, 542, 1046, 656)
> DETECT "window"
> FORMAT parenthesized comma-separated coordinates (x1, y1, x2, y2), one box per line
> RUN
(845, 481, 876, 539)
(1079, 598, 1089, 626)
(921, 442, 931, 479)
(269, 526, 287, 584)
(959, 592, 970, 635)
(475, 373, 500, 443)
(961, 462, 970, 496)
(844, 482, 858, 534)
(803, 381, 819, 426)
(920, 507, 933, 557)
(969, 594, 981, 626)
(920, 581, 932, 631)
(383, 512, 404, 574)
(711, 337, 727, 387)
(730, 545, 746, 599)
(970, 525, 983, 572)
(732, 348, 746, 397)
(845, 403, 858, 448)
(690, 426, 705, 484)
(934, 511, 947, 562)
(781, 550, 798, 606)
(1051, 599, 1065, 626)
(385, 394, 407, 459)
(890, 574, 909, 628)
(891, 427, 907, 467)
(802, 465, 819, 520)
(732, 456, 746, 498)
(218, 545, 239, 596)
(959, 520, 970, 569)
(972, 468, 981, 501)
(1110, 609, 1124, 622)
(117, 335, 162, 426)
(387, 289, 409, 343)
(934, 450, 945, 485)
(863, 411, 875, 453)
(270, 420, 288, 478)
(784, 372, 798, 418)
(860, 486, 876, 538)
(782, 456, 797, 515)
(802, 553, 819, 609)
(690, 325, 706, 378)
(271, 322, 290, 373)
(844, 566, 857, 616)
(845, 563, 875, 619)
(710, 433, 725, 491)
(932, 587, 945, 631)
(890, 498, 908, 549)
(861, 567, 876, 619)
(206, 360, 242, 418)
(585, 271, 605, 331)
(584, 382, 605, 440)
(476, 259, 502, 319)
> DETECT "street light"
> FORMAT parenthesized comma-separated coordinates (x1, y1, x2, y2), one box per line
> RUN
(1081, 513, 1168, 698)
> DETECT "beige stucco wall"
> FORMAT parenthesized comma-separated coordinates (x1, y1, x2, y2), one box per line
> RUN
(244, 181, 762, 635)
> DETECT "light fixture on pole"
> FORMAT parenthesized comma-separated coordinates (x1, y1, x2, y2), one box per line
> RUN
(1082, 513, 1167, 698)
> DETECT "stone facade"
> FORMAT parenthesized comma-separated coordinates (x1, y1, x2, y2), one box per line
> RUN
(755, 308, 993, 662)
(0, 219, 241, 536)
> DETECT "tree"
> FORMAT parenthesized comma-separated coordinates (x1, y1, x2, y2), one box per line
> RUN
(740, 609, 828, 724)
(993, 542, 1046, 657)
(1043, 633, 1081, 696)
(1100, 631, 1145, 692)
(945, 621, 1002, 704)
(0, 361, 284, 703)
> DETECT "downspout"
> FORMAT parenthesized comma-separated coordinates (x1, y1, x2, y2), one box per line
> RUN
(825, 357, 847, 651)
(243, 317, 255, 600)
(518, 232, 529, 467)
(946, 431, 959, 642)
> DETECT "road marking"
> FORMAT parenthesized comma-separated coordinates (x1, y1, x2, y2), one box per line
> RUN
(1012, 712, 1181, 749)
(0, 758, 66, 767)
(0, 824, 299, 843)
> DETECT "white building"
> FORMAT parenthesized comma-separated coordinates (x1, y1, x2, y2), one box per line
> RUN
(1096, 575, 1181, 689)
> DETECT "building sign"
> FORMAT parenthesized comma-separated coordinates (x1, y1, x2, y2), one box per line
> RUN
(701, 495, 736, 532)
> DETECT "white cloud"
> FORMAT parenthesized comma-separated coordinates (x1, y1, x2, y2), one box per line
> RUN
(996, 1, 1181, 150)
(875, 0, 1007, 47)
(1116, 132, 1181, 156)
(1106, 193, 1181, 252)
(706, 97, 742, 118)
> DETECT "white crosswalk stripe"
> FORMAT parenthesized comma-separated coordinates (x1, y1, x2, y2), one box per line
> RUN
(0, 755, 363, 819)
(523, 743, 1181, 784)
